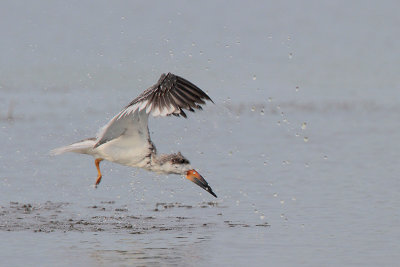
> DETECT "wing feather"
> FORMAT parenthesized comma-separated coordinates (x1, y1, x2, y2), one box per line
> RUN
(169, 90, 191, 110)
(176, 76, 213, 102)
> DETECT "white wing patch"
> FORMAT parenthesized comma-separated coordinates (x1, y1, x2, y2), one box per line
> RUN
(95, 108, 149, 148)
(138, 100, 148, 112)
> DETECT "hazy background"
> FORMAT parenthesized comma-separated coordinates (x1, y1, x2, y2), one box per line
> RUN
(1, 1, 400, 266)
(1, 0, 399, 101)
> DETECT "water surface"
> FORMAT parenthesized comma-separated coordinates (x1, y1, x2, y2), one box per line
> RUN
(1, 1, 400, 266)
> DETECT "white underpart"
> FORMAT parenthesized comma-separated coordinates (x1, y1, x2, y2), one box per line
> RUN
(95, 130, 150, 167)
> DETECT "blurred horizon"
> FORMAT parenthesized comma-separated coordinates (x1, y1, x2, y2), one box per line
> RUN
(1, 0, 399, 105)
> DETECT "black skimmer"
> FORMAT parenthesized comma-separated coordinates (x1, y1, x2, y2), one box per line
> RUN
(51, 73, 217, 198)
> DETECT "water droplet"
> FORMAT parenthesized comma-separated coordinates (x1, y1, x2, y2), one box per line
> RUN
(268, 97, 272, 102)
(263, 161, 268, 166)
(288, 53, 293, 59)
(236, 41, 241, 45)
(303, 137, 309, 142)
(323, 155, 328, 160)
(188, 54, 192, 58)
(225, 44, 230, 48)
(192, 42, 196, 46)
(287, 35, 291, 41)
(277, 121, 281, 126)
(207, 59, 212, 63)
(295, 133, 300, 137)
(252, 75, 257, 80)
(301, 122, 307, 130)
(295, 86, 299, 92)
(199, 51, 203, 55)
(273, 193, 278, 197)
(251, 106, 255, 112)
(280, 200, 285, 204)
(260, 109, 265, 115)
(260, 215, 265, 220)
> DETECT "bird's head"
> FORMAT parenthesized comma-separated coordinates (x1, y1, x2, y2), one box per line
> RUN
(162, 152, 217, 198)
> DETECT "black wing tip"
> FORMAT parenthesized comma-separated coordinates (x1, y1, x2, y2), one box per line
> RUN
(153, 72, 214, 117)
(173, 73, 214, 103)
(180, 108, 187, 118)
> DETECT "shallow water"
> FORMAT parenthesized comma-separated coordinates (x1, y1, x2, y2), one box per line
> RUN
(2, 90, 400, 266)
(1, 1, 400, 266)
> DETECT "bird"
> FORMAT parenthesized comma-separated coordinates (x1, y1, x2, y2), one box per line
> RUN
(51, 72, 217, 198)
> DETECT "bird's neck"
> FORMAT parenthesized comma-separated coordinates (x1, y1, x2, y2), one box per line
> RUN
(148, 152, 179, 174)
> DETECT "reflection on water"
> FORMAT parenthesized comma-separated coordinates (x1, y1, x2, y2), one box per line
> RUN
(89, 231, 213, 266)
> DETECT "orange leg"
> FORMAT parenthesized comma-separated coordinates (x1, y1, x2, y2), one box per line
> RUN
(94, 158, 104, 188)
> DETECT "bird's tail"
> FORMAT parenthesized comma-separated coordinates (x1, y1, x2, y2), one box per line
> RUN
(50, 138, 96, 156)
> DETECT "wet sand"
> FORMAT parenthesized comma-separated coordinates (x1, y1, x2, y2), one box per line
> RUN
(0, 201, 268, 234)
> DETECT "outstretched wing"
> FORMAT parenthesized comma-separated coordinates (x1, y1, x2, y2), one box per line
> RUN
(121, 72, 213, 118)
(94, 109, 150, 149)
(94, 73, 213, 148)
